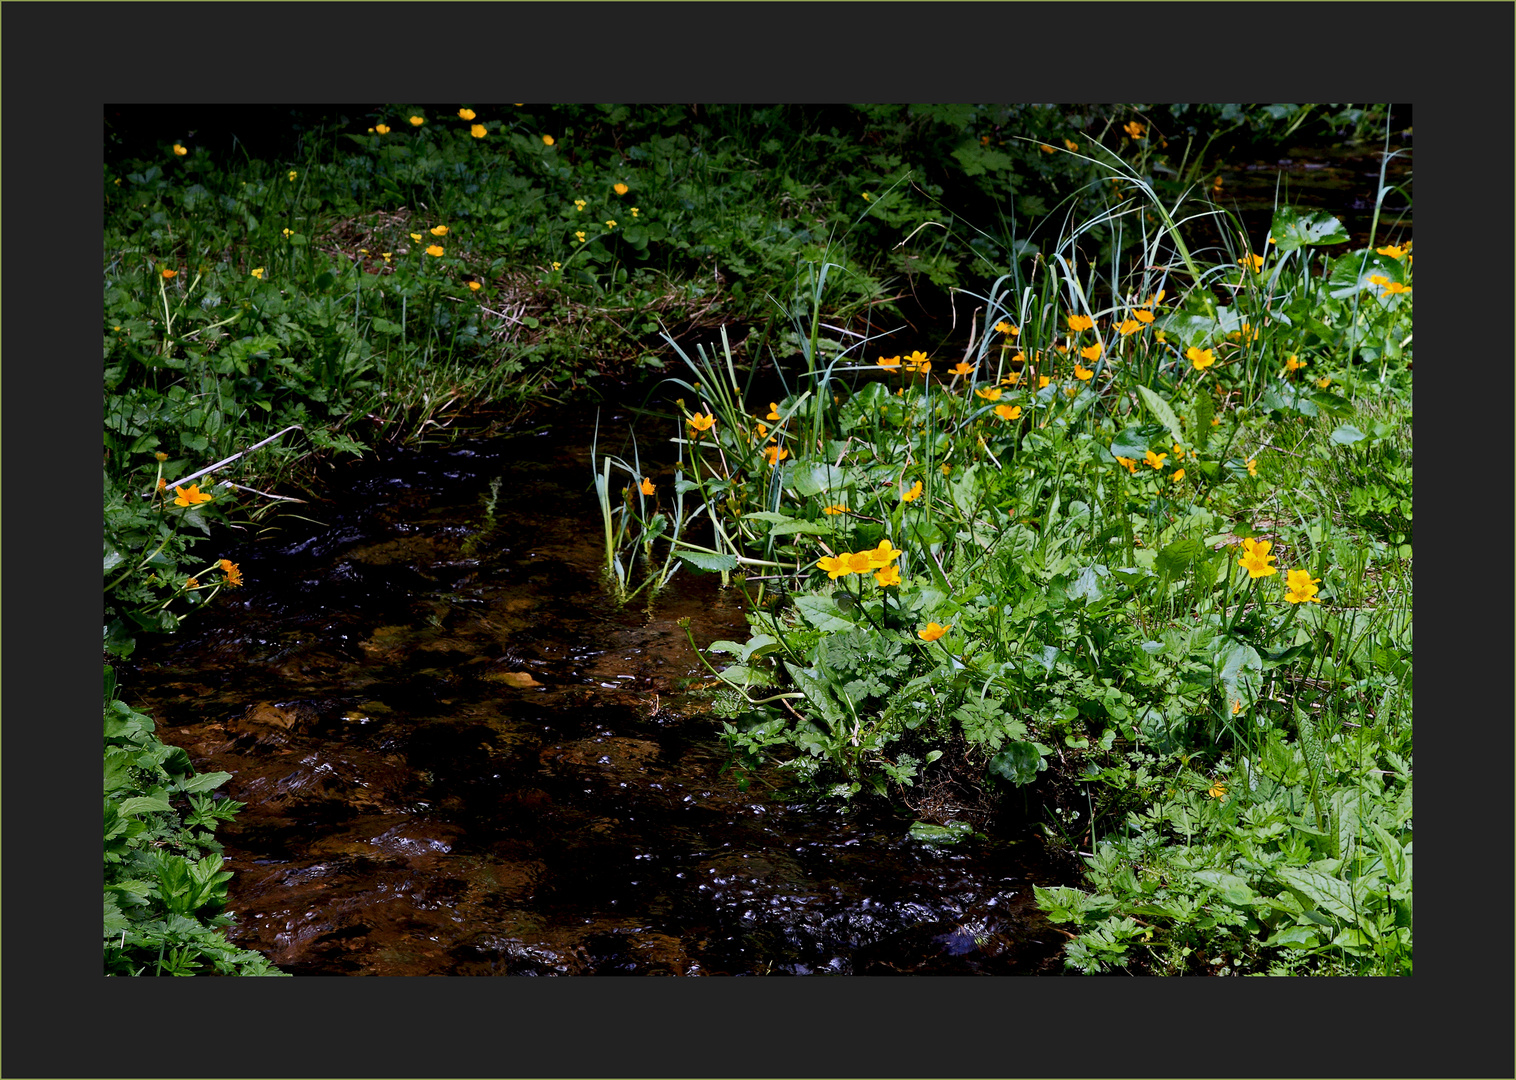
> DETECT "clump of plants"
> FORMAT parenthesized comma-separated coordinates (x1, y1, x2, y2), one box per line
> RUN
(598, 148, 1411, 975)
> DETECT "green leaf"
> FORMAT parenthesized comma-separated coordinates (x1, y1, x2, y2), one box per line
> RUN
(178, 771, 232, 794)
(793, 593, 856, 633)
(908, 820, 975, 845)
(787, 462, 846, 498)
(1110, 423, 1166, 461)
(1329, 424, 1367, 446)
(677, 550, 738, 573)
(1276, 867, 1358, 922)
(1155, 538, 1204, 579)
(1136, 385, 1185, 447)
(988, 740, 1047, 785)
(117, 795, 173, 817)
(1270, 206, 1350, 253)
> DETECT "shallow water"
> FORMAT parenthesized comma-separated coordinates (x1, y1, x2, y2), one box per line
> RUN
(125, 418, 1069, 975)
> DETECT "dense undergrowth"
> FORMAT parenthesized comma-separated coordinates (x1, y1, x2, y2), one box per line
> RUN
(103, 103, 1408, 975)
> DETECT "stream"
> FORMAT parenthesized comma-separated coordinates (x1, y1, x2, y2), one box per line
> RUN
(124, 415, 1070, 975)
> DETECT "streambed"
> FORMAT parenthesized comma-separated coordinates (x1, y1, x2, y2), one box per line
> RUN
(125, 416, 1070, 975)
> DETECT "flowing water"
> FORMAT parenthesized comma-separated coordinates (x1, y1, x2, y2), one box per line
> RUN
(124, 417, 1070, 975)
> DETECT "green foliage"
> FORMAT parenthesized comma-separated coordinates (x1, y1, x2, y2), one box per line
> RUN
(103, 668, 286, 976)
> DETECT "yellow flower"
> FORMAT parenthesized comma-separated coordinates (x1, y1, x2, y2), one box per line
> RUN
(903, 350, 930, 372)
(874, 564, 901, 588)
(542, 134, 555, 146)
(410, 232, 423, 242)
(1133, 309, 1155, 324)
(1240, 253, 1264, 272)
(817, 554, 851, 580)
(1316, 376, 1332, 388)
(753, 422, 769, 440)
(185, 577, 200, 590)
(1066, 313, 1094, 332)
(918, 622, 951, 642)
(282, 227, 295, 238)
(161, 268, 177, 279)
(458, 108, 476, 121)
(1186, 346, 1216, 371)
(426, 245, 444, 257)
(1073, 363, 1094, 381)
(173, 144, 187, 156)
(173, 483, 213, 507)
(1232, 699, 1243, 715)
(155, 451, 169, 462)
(1038, 375, 1051, 389)
(764, 402, 782, 422)
(630, 207, 640, 217)
(995, 321, 1018, 336)
(431, 225, 449, 236)
(375, 124, 390, 134)
(574, 199, 587, 211)
(975, 386, 1003, 402)
(1375, 243, 1407, 259)
(994, 404, 1022, 421)
(605, 219, 617, 229)
(763, 444, 789, 467)
(861, 192, 872, 201)
(575, 231, 587, 244)
(687, 411, 715, 435)
(613, 182, 629, 196)
(822, 504, 850, 515)
(1172, 468, 1185, 484)
(1206, 779, 1227, 801)
(382, 253, 392, 263)
(1367, 274, 1389, 287)
(1238, 537, 1278, 579)
(1284, 355, 1307, 374)
(1123, 120, 1146, 139)
(250, 267, 264, 279)
(467, 123, 487, 140)
(1146, 292, 1166, 309)
(1115, 456, 1137, 474)
(844, 551, 876, 575)
(218, 559, 244, 588)
(1172, 443, 1185, 460)
(288, 170, 298, 182)
(1116, 318, 1144, 336)
(901, 479, 923, 503)
(551, 261, 561, 271)
(410, 116, 425, 126)
(467, 280, 482, 292)
(157, 477, 167, 490)
(1144, 450, 1167, 470)
(1284, 568, 1322, 604)
(876, 354, 902, 369)
(1380, 281, 1410, 295)
(1039, 143, 1055, 153)
(1246, 458, 1258, 477)
(1063, 137, 1079, 152)
(1080, 342, 1102, 361)
(640, 477, 655, 496)
(948, 362, 976, 376)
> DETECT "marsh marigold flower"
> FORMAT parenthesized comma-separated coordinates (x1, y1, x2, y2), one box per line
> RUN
(1240, 253, 1264, 272)
(1284, 568, 1322, 604)
(1073, 363, 1094, 381)
(218, 559, 243, 587)
(1038, 375, 1051, 389)
(1080, 342, 1102, 361)
(1206, 779, 1227, 800)
(1284, 355, 1307, 374)
(458, 108, 476, 121)
(542, 134, 555, 146)
(1144, 450, 1167, 470)
(410, 232, 423, 242)
(687, 411, 715, 435)
(375, 124, 390, 134)
(876, 354, 902, 369)
(1186, 346, 1216, 371)
(1134, 309, 1155, 324)
(995, 321, 1018, 336)
(426, 245, 444, 257)
(1123, 120, 1146, 139)
(1172, 468, 1185, 484)
(918, 621, 951, 642)
(1067, 313, 1094, 332)
(431, 225, 449, 236)
(903, 350, 930, 371)
(613, 182, 629, 196)
(766, 402, 782, 419)
(763, 444, 789, 467)
(1238, 537, 1277, 579)
(1118, 318, 1144, 336)
(1039, 143, 1055, 153)
(1376, 243, 1407, 260)
(173, 144, 188, 156)
(901, 479, 923, 503)
(640, 477, 655, 496)
(994, 404, 1022, 421)
(817, 554, 850, 580)
(1316, 376, 1332, 388)
(1115, 456, 1137, 474)
(1246, 458, 1258, 477)
(467, 280, 482, 292)
(949, 361, 976, 376)
(162, 268, 178, 279)
(976, 386, 1003, 402)
(1063, 137, 1079, 152)
(410, 116, 425, 126)
(1380, 281, 1410, 295)
(630, 207, 639, 217)
(822, 504, 849, 515)
(173, 483, 213, 507)
(874, 563, 901, 588)
(288, 170, 298, 182)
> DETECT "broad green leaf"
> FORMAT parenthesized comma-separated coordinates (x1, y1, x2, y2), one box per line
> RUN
(677, 550, 738, 573)
(1155, 538, 1204, 578)
(178, 771, 232, 794)
(787, 461, 846, 498)
(1266, 925, 1322, 949)
(908, 820, 975, 844)
(1270, 206, 1350, 253)
(1136, 385, 1185, 447)
(1110, 423, 1166, 461)
(988, 740, 1047, 785)
(793, 594, 856, 633)
(1329, 424, 1366, 445)
(117, 795, 173, 817)
(1276, 867, 1358, 922)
